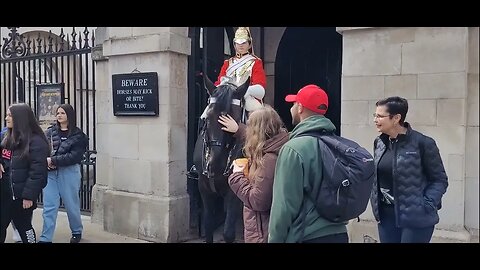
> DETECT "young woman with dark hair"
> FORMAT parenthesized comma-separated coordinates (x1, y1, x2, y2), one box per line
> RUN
(0, 103, 49, 243)
(38, 104, 88, 243)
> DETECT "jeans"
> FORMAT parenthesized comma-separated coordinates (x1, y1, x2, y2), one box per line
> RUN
(39, 164, 83, 242)
(378, 204, 434, 243)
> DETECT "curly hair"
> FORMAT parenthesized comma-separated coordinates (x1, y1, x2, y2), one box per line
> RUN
(244, 105, 286, 182)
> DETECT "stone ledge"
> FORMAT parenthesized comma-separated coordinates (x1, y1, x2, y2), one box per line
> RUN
(103, 32, 191, 57)
(91, 184, 109, 225)
(102, 189, 189, 242)
(337, 27, 374, 33)
(91, 45, 108, 61)
(431, 228, 472, 243)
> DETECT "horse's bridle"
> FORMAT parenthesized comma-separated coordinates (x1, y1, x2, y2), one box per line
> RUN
(201, 97, 246, 191)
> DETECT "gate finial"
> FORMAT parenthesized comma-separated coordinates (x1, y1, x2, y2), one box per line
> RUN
(1, 27, 27, 59)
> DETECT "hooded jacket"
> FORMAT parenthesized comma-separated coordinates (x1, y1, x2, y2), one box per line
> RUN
(268, 115, 348, 243)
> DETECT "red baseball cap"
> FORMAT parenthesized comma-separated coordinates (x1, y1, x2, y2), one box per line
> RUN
(285, 84, 329, 115)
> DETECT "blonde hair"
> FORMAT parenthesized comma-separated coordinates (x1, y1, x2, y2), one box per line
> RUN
(244, 105, 286, 182)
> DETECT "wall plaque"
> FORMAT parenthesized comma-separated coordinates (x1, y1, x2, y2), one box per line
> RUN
(112, 72, 159, 116)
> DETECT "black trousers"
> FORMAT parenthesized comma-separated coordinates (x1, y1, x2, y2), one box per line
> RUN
(303, 233, 349, 243)
(1, 195, 36, 243)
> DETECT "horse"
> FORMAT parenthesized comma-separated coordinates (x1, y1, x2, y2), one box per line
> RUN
(192, 77, 250, 243)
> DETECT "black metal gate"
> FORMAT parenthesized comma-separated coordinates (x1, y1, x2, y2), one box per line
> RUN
(1, 27, 97, 212)
(186, 27, 235, 236)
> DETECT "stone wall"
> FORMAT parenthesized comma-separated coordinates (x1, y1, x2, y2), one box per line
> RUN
(91, 27, 190, 242)
(339, 27, 479, 242)
(465, 27, 479, 241)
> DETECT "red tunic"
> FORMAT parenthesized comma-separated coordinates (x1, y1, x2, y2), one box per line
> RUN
(214, 57, 266, 88)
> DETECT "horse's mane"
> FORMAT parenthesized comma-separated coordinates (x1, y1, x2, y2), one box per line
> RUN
(211, 83, 236, 114)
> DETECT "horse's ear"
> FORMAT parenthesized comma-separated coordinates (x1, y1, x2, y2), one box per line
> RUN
(234, 77, 250, 98)
(203, 73, 216, 96)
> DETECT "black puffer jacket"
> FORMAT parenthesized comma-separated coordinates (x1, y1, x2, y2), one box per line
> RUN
(370, 122, 448, 228)
(0, 134, 49, 201)
(45, 124, 88, 167)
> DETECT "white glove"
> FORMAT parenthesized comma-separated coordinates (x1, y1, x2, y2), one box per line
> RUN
(244, 84, 265, 112)
(245, 84, 265, 100)
(244, 95, 263, 112)
(220, 76, 233, 85)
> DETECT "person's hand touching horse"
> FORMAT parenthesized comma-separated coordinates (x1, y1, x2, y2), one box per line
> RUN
(218, 114, 239, 133)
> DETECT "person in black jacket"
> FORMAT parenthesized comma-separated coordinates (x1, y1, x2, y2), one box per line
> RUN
(38, 104, 88, 243)
(1, 126, 23, 243)
(371, 96, 448, 243)
(0, 103, 49, 243)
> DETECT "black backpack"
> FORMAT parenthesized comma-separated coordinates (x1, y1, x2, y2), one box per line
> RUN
(299, 130, 375, 223)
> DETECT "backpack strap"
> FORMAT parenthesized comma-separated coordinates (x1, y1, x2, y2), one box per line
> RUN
(296, 131, 330, 242)
(297, 129, 334, 139)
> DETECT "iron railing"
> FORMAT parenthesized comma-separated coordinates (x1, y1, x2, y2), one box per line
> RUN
(1, 27, 97, 212)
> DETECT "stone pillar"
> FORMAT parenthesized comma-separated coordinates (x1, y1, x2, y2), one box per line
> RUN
(91, 27, 190, 242)
(465, 27, 479, 242)
(338, 27, 478, 242)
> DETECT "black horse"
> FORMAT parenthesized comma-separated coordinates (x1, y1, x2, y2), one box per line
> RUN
(192, 78, 250, 243)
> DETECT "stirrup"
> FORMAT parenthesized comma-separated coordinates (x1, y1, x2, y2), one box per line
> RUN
(186, 165, 199, 180)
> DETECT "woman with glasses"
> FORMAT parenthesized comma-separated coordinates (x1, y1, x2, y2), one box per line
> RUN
(370, 96, 448, 243)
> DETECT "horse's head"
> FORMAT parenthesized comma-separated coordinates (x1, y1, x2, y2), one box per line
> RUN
(202, 77, 249, 178)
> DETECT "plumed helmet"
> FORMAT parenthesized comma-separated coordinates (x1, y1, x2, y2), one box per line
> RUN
(233, 27, 252, 44)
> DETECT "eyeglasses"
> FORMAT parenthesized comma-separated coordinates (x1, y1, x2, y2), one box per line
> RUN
(372, 113, 391, 119)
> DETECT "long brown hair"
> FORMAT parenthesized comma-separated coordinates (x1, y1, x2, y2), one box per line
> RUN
(1, 103, 47, 158)
(244, 105, 285, 182)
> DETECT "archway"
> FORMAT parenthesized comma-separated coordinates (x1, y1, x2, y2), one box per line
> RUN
(274, 27, 342, 133)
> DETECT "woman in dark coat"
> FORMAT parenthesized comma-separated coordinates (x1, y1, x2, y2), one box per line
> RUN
(38, 104, 88, 243)
(0, 103, 49, 243)
(371, 96, 448, 243)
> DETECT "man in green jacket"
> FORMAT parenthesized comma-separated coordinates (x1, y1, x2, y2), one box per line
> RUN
(268, 84, 348, 243)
